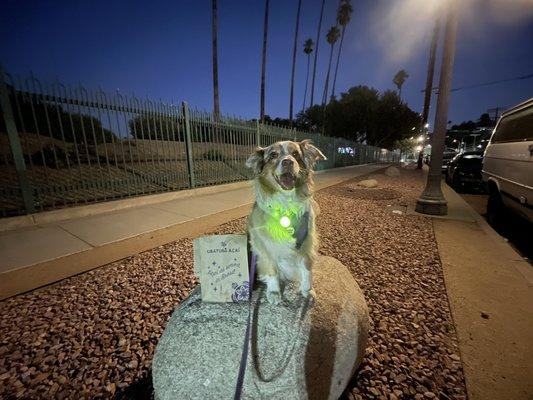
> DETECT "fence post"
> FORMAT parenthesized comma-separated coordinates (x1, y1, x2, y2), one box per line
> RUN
(0, 66, 35, 213)
(181, 101, 196, 189)
(256, 119, 261, 147)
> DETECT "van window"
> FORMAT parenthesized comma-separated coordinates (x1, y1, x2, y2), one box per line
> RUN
(492, 106, 533, 143)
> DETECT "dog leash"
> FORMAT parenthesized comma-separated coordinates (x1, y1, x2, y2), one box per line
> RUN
(233, 252, 257, 400)
(233, 209, 308, 398)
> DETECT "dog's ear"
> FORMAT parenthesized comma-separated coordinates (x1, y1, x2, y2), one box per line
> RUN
(245, 147, 265, 174)
(299, 139, 327, 168)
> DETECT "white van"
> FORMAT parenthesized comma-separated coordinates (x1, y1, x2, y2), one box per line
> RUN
(482, 98, 533, 224)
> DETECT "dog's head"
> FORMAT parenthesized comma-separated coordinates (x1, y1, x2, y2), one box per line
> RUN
(245, 140, 326, 193)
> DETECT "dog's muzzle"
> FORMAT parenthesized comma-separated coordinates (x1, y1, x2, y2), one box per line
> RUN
(276, 158, 298, 190)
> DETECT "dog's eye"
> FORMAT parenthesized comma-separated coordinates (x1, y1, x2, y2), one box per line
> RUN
(292, 151, 300, 158)
(269, 152, 278, 159)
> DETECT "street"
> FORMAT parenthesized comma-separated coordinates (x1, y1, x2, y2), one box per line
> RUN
(458, 192, 532, 264)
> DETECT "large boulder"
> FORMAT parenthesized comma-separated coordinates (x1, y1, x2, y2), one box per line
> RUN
(384, 166, 400, 177)
(153, 256, 370, 400)
(357, 179, 379, 188)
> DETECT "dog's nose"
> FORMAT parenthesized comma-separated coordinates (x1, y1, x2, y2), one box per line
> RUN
(282, 158, 293, 167)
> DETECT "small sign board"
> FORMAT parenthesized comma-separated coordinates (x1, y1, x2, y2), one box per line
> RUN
(193, 234, 250, 303)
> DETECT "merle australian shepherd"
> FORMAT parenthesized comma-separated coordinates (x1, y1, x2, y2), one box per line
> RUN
(245, 140, 326, 304)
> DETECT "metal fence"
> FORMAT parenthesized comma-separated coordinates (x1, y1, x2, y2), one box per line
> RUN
(0, 69, 400, 217)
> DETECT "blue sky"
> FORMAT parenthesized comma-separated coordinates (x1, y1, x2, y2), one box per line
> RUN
(1, 0, 532, 126)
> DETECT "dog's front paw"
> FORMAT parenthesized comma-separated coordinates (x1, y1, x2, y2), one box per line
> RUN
(266, 290, 282, 305)
(300, 288, 316, 303)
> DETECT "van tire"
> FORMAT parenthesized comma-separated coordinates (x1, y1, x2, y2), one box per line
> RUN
(487, 188, 504, 228)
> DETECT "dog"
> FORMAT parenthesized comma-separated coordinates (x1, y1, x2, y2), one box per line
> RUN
(245, 140, 326, 305)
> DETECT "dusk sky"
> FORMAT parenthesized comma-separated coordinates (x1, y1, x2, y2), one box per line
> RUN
(1, 0, 532, 127)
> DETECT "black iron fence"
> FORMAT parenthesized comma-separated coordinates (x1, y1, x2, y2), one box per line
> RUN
(0, 69, 399, 217)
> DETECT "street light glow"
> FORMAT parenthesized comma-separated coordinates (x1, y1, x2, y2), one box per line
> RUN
(425, 123, 429, 128)
(418, 135, 424, 142)
(415, 145, 423, 152)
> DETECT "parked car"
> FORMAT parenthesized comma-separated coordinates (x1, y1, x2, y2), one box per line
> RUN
(442, 148, 458, 172)
(445, 151, 484, 192)
(482, 98, 533, 225)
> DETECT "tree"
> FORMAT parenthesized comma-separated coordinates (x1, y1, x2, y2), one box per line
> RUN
(310, 0, 326, 107)
(289, 0, 303, 124)
(2, 90, 116, 145)
(211, 0, 220, 119)
(296, 85, 421, 149)
(259, 0, 270, 122)
(394, 137, 417, 157)
(450, 120, 476, 131)
(302, 38, 314, 114)
(393, 69, 409, 100)
(477, 113, 493, 127)
(322, 26, 341, 105)
(129, 115, 183, 141)
(331, 0, 353, 100)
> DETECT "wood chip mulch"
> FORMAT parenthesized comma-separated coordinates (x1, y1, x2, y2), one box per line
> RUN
(0, 166, 467, 399)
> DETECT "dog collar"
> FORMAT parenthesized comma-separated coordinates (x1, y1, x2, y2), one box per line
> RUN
(263, 203, 309, 248)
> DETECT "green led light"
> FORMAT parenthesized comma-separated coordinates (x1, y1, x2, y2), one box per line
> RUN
(279, 215, 291, 228)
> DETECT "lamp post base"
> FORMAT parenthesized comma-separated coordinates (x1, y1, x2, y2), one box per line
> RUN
(415, 196, 448, 215)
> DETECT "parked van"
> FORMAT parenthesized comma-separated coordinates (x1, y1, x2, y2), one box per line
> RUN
(483, 98, 533, 224)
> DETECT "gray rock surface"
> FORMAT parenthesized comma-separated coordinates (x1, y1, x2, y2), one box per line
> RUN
(152, 256, 370, 400)
(384, 166, 400, 177)
(357, 179, 379, 188)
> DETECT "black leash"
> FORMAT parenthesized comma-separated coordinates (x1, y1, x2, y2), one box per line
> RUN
(233, 252, 257, 400)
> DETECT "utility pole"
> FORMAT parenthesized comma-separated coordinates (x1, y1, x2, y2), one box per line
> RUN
(415, 0, 459, 215)
(417, 18, 440, 169)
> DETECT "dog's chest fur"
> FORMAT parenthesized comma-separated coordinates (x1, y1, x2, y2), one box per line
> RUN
(249, 189, 312, 281)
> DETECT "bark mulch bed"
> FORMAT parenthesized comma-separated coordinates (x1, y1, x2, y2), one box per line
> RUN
(0, 167, 467, 399)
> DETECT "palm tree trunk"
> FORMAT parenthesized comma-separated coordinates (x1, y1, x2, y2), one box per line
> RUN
(289, 0, 302, 124)
(302, 54, 310, 113)
(310, 0, 325, 107)
(211, 0, 220, 120)
(322, 44, 335, 105)
(321, 43, 335, 135)
(260, 0, 269, 122)
(330, 25, 346, 100)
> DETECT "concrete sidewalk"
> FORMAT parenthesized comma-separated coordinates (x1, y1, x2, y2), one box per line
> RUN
(412, 182, 533, 400)
(0, 164, 387, 299)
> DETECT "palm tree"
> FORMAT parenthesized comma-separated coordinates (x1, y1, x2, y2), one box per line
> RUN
(260, 0, 270, 122)
(289, 0, 303, 124)
(331, 0, 353, 100)
(302, 38, 314, 113)
(310, 0, 326, 107)
(393, 69, 409, 100)
(322, 26, 341, 105)
(211, 0, 220, 119)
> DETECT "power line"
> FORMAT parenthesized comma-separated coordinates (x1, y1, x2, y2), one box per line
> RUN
(421, 72, 533, 93)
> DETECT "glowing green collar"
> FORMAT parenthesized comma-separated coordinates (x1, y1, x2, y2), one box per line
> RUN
(264, 202, 308, 246)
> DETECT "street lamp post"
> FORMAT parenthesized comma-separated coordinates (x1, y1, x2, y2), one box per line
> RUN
(415, 0, 459, 215)
(418, 18, 440, 169)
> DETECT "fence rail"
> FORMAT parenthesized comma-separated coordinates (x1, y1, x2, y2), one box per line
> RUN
(0, 70, 400, 217)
